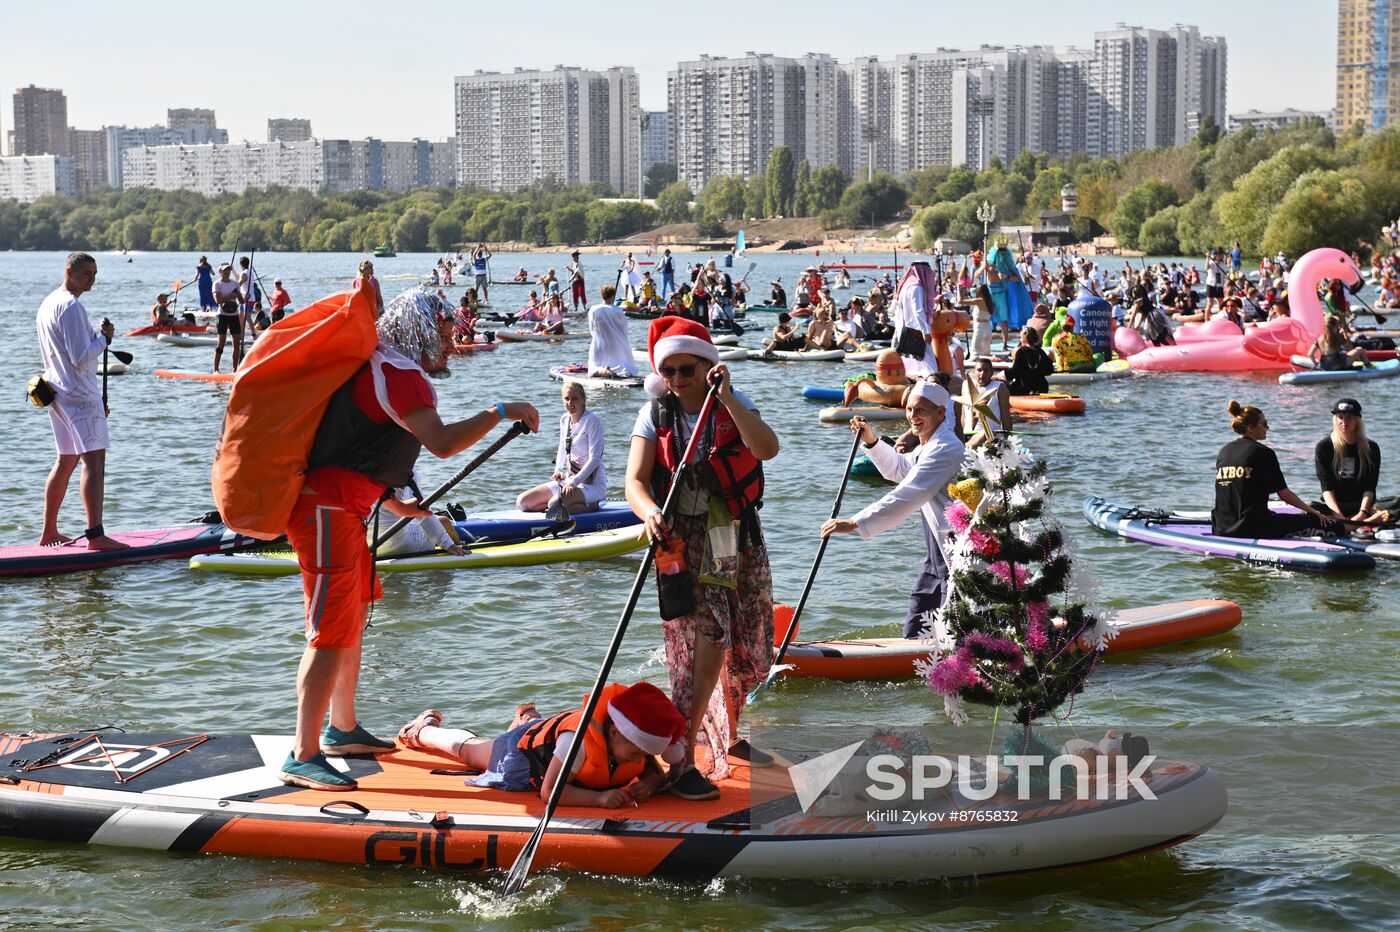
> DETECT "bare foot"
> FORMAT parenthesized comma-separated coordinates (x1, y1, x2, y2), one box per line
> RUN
(86, 535, 130, 551)
(39, 532, 75, 547)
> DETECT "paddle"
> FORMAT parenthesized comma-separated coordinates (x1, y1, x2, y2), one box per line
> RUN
(747, 429, 863, 704)
(502, 375, 724, 896)
(1346, 287, 1388, 326)
(371, 420, 533, 550)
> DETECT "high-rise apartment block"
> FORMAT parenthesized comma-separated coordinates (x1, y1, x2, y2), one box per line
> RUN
(268, 118, 313, 143)
(454, 66, 640, 194)
(12, 86, 70, 156)
(1337, 0, 1399, 131)
(668, 53, 837, 192)
(104, 115, 228, 189)
(68, 128, 108, 192)
(166, 109, 222, 137)
(0, 154, 76, 202)
(641, 110, 672, 170)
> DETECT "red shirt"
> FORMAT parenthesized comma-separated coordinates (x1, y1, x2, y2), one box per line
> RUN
(270, 287, 292, 311)
(304, 360, 435, 516)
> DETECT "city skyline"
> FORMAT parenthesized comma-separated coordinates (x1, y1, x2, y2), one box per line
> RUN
(2, 0, 1333, 144)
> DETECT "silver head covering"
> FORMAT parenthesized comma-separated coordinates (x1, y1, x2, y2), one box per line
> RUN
(377, 286, 450, 365)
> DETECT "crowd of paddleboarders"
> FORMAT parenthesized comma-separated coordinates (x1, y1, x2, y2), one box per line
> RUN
(28, 240, 1396, 805)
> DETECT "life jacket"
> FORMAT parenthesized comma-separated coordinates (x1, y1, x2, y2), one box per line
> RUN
(650, 394, 764, 541)
(304, 352, 427, 490)
(212, 286, 378, 539)
(516, 683, 644, 791)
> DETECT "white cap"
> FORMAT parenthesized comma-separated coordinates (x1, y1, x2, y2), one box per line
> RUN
(909, 380, 950, 409)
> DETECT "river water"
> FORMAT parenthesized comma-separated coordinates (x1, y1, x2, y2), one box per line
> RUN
(0, 249, 1395, 929)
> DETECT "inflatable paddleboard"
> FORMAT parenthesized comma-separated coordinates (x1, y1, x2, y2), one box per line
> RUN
(711, 334, 741, 346)
(496, 331, 589, 342)
(548, 365, 643, 389)
(0, 523, 260, 577)
(850, 454, 880, 477)
(779, 600, 1242, 681)
(189, 525, 646, 576)
(451, 340, 498, 353)
(748, 349, 845, 361)
(155, 368, 233, 383)
(155, 333, 219, 347)
(1167, 505, 1400, 561)
(819, 406, 906, 423)
(1083, 497, 1376, 573)
(1049, 359, 1131, 384)
(453, 501, 639, 544)
(97, 362, 126, 376)
(124, 323, 210, 337)
(1279, 357, 1399, 385)
(1009, 393, 1085, 414)
(0, 728, 1225, 882)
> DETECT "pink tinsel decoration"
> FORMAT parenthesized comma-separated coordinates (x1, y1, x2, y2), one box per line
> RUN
(964, 632, 1026, 671)
(1027, 601, 1049, 627)
(946, 501, 972, 534)
(989, 560, 1029, 587)
(928, 651, 979, 694)
(968, 528, 1001, 557)
(1026, 620, 1048, 655)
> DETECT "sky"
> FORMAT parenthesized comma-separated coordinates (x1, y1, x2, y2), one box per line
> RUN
(3, 0, 1337, 144)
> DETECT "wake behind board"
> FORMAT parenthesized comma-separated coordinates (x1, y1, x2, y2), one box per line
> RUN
(0, 729, 1224, 882)
(189, 525, 646, 576)
(0, 523, 260, 577)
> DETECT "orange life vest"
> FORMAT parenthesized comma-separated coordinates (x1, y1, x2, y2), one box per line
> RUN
(516, 683, 645, 791)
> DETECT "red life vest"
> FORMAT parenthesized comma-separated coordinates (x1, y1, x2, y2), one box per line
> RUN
(516, 683, 645, 792)
(650, 395, 764, 522)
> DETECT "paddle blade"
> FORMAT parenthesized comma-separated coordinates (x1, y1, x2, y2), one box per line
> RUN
(111, 350, 135, 365)
(772, 603, 798, 649)
(502, 831, 542, 894)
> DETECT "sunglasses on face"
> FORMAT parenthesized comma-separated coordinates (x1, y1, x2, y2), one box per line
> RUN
(659, 363, 699, 379)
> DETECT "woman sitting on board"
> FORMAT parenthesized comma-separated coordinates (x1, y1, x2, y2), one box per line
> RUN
(517, 381, 606, 517)
(1314, 398, 1394, 522)
(1212, 401, 1335, 540)
(1005, 327, 1054, 395)
(398, 682, 686, 809)
(821, 381, 966, 638)
(1308, 316, 1369, 371)
(802, 307, 840, 351)
(532, 293, 567, 335)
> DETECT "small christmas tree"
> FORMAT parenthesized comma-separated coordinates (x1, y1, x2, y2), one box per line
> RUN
(918, 437, 1114, 728)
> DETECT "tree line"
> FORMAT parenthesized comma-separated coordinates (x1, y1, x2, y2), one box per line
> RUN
(2, 118, 1397, 256)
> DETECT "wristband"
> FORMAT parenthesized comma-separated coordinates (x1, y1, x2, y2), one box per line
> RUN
(648, 506, 663, 516)
(495, 402, 507, 421)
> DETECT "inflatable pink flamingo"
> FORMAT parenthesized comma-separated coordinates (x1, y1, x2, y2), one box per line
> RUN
(1124, 248, 1362, 372)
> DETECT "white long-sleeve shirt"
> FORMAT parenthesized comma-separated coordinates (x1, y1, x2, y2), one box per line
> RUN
(852, 431, 966, 540)
(36, 287, 105, 403)
(554, 410, 607, 504)
(893, 283, 938, 377)
(587, 303, 637, 376)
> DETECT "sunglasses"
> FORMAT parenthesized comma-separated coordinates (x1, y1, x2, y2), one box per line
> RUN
(659, 363, 699, 379)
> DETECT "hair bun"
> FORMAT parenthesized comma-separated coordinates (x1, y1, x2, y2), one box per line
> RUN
(1227, 400, 1244, 417)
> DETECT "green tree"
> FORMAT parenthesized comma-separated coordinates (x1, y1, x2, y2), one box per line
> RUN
(654, 182, 694, 224)
(1175, 192, 1225, 256)
(392, 208, 434, 252)
(428, 212, 463, 252)
(1023, 166, 1068, 218)
(546, 203, 589, 244)
(763, 146, 796, 216)
(643, 162, 678, 198)
(744, 174, 766, 219)
(1138, 205, 1182, 256)
(793, 159, 813, 215)
(1261, 169, 1376, 257)
(1194, 113, 1221, 147)
(809, 166, 849, 212)
(698, 175, 746, 220)
(910, 202, 958, 250)
(1217, 145, 1335, 252)
(1109, 179, 1179, 250)
(934, 166, 978, 203)
(838, 173, 908, 228)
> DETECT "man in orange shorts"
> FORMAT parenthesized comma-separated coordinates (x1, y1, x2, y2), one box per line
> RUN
(280, 288, 539, 792)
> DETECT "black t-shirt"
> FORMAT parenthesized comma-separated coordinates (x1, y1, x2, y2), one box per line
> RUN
(1314, 437, 1380, 510)
(1213, 437, 1287, 537)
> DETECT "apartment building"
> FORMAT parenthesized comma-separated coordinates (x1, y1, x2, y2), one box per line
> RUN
(1337, 0, 1399, 131)
(11, 86, 69, 156)
(0, 154, 76, 202)
(1228, 109, 1334, 132)
(268, 118, 314, 143)
(454, 66, 640, 194)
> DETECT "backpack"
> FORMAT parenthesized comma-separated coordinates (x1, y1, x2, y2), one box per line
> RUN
(211, 285, 378, 538)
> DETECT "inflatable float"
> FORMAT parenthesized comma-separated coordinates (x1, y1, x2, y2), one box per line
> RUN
(188, 524, 646, 576)
(0, 523, 260, 577)
(1083, 496, 1376, 573)
(453, 501, 639, 544)
(0, 728, 1225, 882)
(1279, 357, 1399, 386)
(1122, 248, 1363, 372)
(548, 365, 643, 390)
(155, 368, 233, 383)
(124, 323, 210, 337)
(779, 600, 1243, 681)
(1009, 393, 1086, 415)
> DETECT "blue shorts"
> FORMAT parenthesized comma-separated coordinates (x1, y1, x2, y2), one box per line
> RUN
(466, 720, 539, 791)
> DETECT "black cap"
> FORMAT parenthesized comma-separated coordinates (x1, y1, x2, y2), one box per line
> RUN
(1332, 398, 1363, 416)
(778, 312, 791, 323)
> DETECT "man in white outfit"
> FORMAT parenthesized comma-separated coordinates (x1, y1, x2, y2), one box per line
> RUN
(35, 252, 126, 550)
(587, 284, 638, 378)
(892, 261, 940, 377)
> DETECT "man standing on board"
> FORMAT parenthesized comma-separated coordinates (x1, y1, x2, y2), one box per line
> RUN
(35, 252, 126, 550)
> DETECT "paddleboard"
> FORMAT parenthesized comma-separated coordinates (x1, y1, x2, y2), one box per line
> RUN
(747, 349, 845, 361)
(1009, 393, 1085, 414)
(711, 334, 741, 346)
(97, 362, 126, 376)
(548, 365, 643, 389)
(189, 525, 646, 576)
(1083, 496, 1376, 573)
(0, 523, 260, 577)
(850, 454, 880, 477)
(453, 501, 639, 544)
(819, 406, 906, 423)
(1168, 505, 1400, 561)
(778, 600, 1243, 681)
(156, 333, 219, 347)
(451, 341, 498, 353)
(124, 323, 210, 337)
(155, 368, 233, 383)
(1279, 357, 1400, 385)
(1048, 359, 1131, 384)
(496, 331, 589, 342)
(0, 728, 1225, 882)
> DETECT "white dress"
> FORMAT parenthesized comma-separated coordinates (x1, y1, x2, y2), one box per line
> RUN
(586, 303, 637, 376)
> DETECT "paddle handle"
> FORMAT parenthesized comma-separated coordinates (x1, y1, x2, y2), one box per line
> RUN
(503, 379, 723, 896)
(772, 431, 862, 669)
(371, 420, 530, 549)
(101, 318, 111, 407)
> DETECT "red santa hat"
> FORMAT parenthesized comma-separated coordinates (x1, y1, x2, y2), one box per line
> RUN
(644, 316, 719, 397)
(607, 682, 687, 764)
